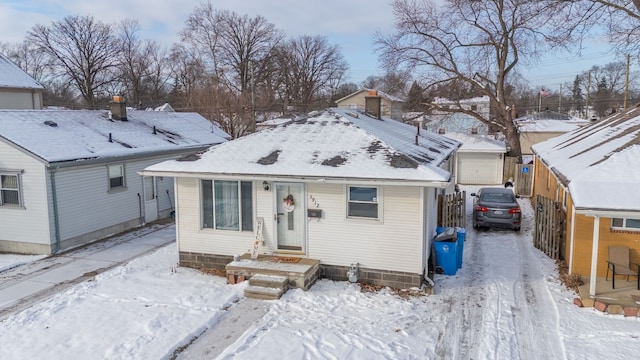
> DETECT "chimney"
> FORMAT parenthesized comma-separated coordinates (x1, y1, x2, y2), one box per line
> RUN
(110, 95, 127, 121)
(364, 90, 382, 119)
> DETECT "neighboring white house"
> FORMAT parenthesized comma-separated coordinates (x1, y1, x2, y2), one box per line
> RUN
(443, 132, 507, 185)
(141, 108, 460, 289)
(427, 96, 491, 135)
(0, 98, 229, 254)
(0, 53, 44, 109)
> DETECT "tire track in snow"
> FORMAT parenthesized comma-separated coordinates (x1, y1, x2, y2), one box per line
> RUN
(434, 203, 487, 360)
(510, 203, 566, 360)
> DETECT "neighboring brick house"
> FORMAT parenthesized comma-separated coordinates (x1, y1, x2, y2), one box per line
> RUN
(531, 106, 640, 297)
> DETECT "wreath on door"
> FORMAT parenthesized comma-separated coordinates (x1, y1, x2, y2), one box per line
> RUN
(283, 194, 295, 212)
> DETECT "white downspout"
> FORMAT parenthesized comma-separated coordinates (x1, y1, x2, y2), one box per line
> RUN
(568, 205, 576, 274)
(588, 216, 600, 297)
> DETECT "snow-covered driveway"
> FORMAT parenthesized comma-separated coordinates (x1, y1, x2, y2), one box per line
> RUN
(434, 189, 565, 359)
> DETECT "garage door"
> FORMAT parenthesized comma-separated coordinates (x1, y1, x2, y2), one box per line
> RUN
(457, 152, 502, 185)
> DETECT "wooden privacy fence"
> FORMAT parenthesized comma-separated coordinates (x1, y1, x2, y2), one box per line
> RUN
(514, 163, 534, 197)
(438, 191, 466, 228)
(534, 195, 566, 260)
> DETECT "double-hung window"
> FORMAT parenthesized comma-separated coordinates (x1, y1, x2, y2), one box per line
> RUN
(108, 164, 125, 190)
(0, 172, 22, 207)
(201, 180, 253, 231)
(611, 218, 640, 231)
(347, 186, 379, 219)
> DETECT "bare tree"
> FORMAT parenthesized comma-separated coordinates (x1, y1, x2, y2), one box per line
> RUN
(27, 15, 121, 108)
(572, 1, 640, 56)
(361, 71, 411, 96)
(116, 20, 170, 108)
(375, 0, 576, 161)
(274, 35, 348, 112)
(0, 41, 50, 83)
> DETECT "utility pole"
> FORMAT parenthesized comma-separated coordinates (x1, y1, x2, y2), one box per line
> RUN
(559, 84, 562, 112)
(624, 54, 630, 110)
(585, 71, 591, 120)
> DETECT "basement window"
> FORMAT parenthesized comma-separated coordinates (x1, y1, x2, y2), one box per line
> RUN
(611, 218, 640, 231)
(0, 171, 23, 207)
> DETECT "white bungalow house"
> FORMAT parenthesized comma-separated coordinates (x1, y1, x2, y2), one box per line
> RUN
(0, 52, 44, 109)
(0, 98, 229, 254)
(141, 108, 460, 289)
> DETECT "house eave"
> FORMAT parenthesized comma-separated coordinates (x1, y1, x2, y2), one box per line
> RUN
(138, 170, 453, 188)
(574, 208, 640, 218)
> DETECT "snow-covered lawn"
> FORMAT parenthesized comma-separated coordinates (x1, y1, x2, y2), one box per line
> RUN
(0, 192, 639, 359)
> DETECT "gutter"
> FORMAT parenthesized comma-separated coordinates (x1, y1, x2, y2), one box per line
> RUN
(137, 170, 453, 189)
(48, 169, 61, 254)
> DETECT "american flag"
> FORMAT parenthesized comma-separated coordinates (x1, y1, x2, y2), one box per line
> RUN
(540, 88, 550, 97)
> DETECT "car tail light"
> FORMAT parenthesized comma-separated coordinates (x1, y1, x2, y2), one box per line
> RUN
(509, 207, 521, 214)
(475, 205, 488, 212)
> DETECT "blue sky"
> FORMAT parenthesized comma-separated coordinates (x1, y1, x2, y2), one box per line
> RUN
(0, 0, 623, 91)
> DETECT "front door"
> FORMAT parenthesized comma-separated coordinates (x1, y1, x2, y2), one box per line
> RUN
(275, 183, 305, 251)
(143, 176, 158, 223)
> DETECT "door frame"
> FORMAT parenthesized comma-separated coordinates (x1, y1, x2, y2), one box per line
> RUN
(273, 182, 306, 253)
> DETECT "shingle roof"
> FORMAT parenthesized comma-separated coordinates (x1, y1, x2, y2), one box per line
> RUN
(0, 109, 229, 163)
(0, 53, 44, 90)
(144, 108, 460, 183)
(532, 107, 640, 212)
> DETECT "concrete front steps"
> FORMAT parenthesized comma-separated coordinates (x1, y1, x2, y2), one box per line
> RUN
(244, 274, 289, 300)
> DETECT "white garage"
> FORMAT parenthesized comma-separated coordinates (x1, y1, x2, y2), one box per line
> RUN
(444, 133, 506, 185)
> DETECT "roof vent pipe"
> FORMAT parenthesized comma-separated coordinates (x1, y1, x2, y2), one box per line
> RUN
(153, 125, 157, 135)
(108, 133, 113, 143)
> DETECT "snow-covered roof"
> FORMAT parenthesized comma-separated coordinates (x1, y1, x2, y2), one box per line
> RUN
(0, 109, 229, 163)
(442, 132, 506, 153)
(532, 106, 640, 213)
(144, 108, 461, 184)
(514, 111, 589, 133)
(0, 53, 44, 90)
(424, 113, 488, 135)
(432, 96, 490, 105)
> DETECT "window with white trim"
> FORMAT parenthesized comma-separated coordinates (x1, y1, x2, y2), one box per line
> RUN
(201, 180, 253, 231)
(611, 218, 640, 231)
(108, 164, 125, 190)
(0, 172, 22, 207)
(347, 186, 379, 219)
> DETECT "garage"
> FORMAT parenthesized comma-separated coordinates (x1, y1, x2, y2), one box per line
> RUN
(444, 133, 506, 185)
(456, 152, 503, 185)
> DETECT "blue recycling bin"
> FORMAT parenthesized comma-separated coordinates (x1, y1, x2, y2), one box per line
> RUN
(456, 227, 466, 269)
(433, 229, 458, 275)
(435, 226, 448, 234)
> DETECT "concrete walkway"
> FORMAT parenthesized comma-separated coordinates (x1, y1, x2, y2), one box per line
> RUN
(175, 298, 271, 359)
(0, 221, 175, 321)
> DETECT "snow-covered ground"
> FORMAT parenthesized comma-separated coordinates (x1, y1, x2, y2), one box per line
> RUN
(0, 187, 639, 359)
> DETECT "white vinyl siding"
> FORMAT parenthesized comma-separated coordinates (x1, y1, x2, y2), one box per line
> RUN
(457, 152, 503, 185)
(0, 89, 43, 109)
(177, 177, 258, 255)
(307, 183, 423, 274)
(0, 139, 50, 246)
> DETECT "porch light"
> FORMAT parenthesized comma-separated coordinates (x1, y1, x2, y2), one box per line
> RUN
(262, 181, 270, 191)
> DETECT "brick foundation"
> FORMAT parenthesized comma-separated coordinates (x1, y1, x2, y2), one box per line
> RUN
(179, 251, 233, 270)
(321, 264, 423, 289)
